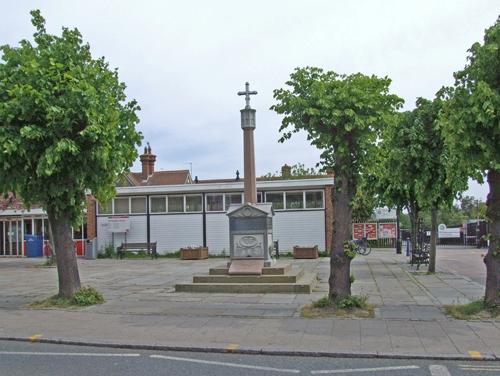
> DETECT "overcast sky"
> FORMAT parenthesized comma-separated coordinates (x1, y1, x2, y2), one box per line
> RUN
(2, 1, 498, 200)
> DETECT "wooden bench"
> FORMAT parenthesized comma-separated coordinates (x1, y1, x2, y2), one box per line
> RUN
(117, 242, 157, 259)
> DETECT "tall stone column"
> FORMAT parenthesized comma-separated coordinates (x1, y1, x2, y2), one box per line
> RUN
(238, 82, 258, 203)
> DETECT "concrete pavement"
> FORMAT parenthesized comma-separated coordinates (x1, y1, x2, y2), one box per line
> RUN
(0, 248, 498, 360)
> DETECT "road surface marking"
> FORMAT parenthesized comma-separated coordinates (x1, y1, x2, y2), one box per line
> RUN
(225, 343, 240, 352)
(150, 354, 300, 373)
(429, 365, 451, 376)
(0, 351, 140, 357)
(468, 350, 482, 359)
(28, 334, 42, 342)
(310, 365, 420, 374)
(460, 364, 500, 372)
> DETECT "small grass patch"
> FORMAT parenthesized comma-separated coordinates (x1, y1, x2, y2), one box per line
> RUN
(301, 295, 374, 318)
(29, 286, 104, 309)
(444, 300, 499, 320)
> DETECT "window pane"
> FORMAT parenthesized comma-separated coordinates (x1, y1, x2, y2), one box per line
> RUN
(73, 225, 83, 239)
(98, 201, 112, 214)
(306, 191, 323, 208)
(207, 194, 223, 211)
(257, 192, 262, 203)
(131, 197, 146, 213)
(151, 197, 166, 213)
(34, 219, 43, 235)
(168, 196, 184, 212)
(186, 195, 202, 212)
(225, 193, 242, 210)
(286, 192, 304, 209)
(43, 219, 50, 240)
(114, 198, 129, 214)
(265, 192, 284, 210)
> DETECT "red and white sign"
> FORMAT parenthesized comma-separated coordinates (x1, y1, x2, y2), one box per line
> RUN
(379, 223, 397, 239)
(108, 216, 130, 233)
(352, 223, 378, 240)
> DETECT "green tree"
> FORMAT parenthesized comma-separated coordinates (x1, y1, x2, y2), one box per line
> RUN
(438, 17, 500, 306)
(272, 67, 402, 302)
(0, 11, 142, 298)
(440, 17, 500, 306)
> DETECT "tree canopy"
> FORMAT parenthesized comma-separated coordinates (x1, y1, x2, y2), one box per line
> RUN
(0, 10, 142, 223)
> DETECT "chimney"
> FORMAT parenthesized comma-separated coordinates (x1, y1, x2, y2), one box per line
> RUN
(281, 164, 292, 178)
(140, 142, 156, 180)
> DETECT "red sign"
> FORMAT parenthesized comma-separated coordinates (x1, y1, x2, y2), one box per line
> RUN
(379, 223, 396, 239)
(352, 223, 378, 240)
(352, 223, 365, 240)
(365, 223, 377, 240)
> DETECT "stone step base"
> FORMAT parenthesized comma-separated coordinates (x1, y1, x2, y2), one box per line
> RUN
(175, 272, 317, 294)
(209, 263, 292, 276)
(193, 269, 304, 284)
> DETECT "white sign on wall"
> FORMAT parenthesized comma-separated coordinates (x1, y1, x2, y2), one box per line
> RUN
(108, 216, 130, 233)
(438, 227, 461, 238)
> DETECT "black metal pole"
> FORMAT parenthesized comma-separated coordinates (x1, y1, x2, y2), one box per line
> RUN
(202, 192, 207, 248)
(146, 195, 150, 249)
(396, 206, 402, 254)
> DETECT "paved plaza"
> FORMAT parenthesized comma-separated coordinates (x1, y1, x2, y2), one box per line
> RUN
(0, 247, 498, 359)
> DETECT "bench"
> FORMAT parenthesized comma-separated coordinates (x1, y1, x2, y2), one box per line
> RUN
(117, 242, 157, 259)
(410, 244, 429, 269)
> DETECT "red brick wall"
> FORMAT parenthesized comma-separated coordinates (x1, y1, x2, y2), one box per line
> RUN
(86, 195, 97, 240)
(325, 185, 333, 253)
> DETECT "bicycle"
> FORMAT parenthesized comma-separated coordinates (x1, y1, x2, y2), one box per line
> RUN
(351, 237, 372, 256)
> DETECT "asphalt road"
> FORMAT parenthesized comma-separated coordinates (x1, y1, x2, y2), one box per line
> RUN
(0, 340, 498, 376)
(436, 247, 486, 285)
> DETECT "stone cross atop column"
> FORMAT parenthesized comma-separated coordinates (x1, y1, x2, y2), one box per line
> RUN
(238, 82, 258, 203)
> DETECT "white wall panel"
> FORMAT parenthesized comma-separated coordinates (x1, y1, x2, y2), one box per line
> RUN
(273, 210, 325, 251)
(206, 213, 229, 254)
(151, 214, 203, 253)
(96, 215, 147, 251)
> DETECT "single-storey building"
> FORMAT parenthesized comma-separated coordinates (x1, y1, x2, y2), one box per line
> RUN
(0, 147, 334, 256)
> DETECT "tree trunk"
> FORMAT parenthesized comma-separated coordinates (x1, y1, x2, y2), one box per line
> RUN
(484, 169, 500, 306)
(47, 207, 81, 299)
(408, 201, 419, 253)
(329, 175, 353, 303)
(396, 206, 402, 254)
(429, 207, 438, 273)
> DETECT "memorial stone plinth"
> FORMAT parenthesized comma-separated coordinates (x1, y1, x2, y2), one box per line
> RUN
(227, 203, 274, 270)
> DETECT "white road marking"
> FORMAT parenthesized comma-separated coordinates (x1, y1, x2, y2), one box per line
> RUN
(429, 364, 452, 376)
(460, 364, 500, 372)
(0, 351, 140, 357)
(150, 354, 300, 373)
(310, 365, 420, 374)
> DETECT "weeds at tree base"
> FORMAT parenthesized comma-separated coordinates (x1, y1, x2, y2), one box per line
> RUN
(301, 295, 374, 318)
(29, 286, 104, 309)
(444, 300, 499, 320)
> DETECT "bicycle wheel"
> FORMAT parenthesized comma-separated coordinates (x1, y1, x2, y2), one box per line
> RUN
(362, 242, 372, 255)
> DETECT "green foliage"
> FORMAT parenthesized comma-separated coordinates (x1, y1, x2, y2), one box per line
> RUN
(312, 296, 332, 308)
(438, 17, 500, 183)
(271, 67, 403, 190)
(337, 295, 368, 309)
(262, 163, 322, 179)
(97, 244, 116, 258)
(30, 286, 104, 308)
(444, 299, 499, 320)
(460, 195, 487, 220)
(349, 274, 355, 284)
(0, 10, 142, 224)
(343, 241, 357, 259)
(73, 286, 104, 306)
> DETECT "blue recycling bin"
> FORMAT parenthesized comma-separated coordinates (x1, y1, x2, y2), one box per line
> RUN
(25, 235, 43, 257)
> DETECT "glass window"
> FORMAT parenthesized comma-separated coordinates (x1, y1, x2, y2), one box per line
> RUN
(131, 197, 146, 213)
(34, 219, 43, 235)
(150, 196, 166, 213)
(306, 191, 324, 208)
(225, 193, 242, 210)
(265, 192, 284, 210)
(186, 195, 202, 212)
(286, 192, 304, 209)
(257, 192, 262, 203)
(168, 196, 184, 212)
(114, 198, 129, 214)
(43, 219, 50, 240)
(206, 194, 223, 211)
(24, 219, 32, 235)
(73, 224, 83, 240)
(98, 201, 112, 214)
